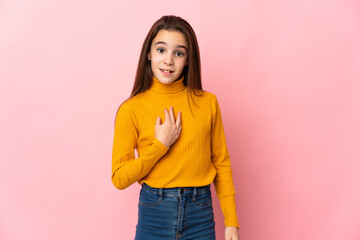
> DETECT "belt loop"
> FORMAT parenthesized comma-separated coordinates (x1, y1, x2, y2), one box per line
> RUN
(192, 187, 197, 201)
(159, 188, 163, 200)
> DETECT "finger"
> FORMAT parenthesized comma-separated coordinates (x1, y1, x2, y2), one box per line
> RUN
(164, 108, 170, 122)
(176, 111, 181, 128)
(155, 116, 161, 125)
(169, 106, 175, 124)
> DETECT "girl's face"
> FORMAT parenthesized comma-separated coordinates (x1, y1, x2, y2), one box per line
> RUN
(147, 30, 188, 84)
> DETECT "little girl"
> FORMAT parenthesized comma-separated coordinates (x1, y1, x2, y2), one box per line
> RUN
(112, 15, 240, 240)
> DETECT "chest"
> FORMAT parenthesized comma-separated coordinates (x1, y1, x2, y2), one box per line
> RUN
(136, 102, 212, 142)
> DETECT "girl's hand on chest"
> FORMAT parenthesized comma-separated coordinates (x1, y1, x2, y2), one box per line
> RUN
(154, 106, 182, 148)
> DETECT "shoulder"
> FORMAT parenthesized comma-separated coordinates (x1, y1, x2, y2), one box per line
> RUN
(201, 90, 217, 100)
(117, 92, 146, 111)
(197, 90, 219, 106)
(198, 91, 225, 119)
(115, 95, 139, 121)
(191, 90, 222, 119)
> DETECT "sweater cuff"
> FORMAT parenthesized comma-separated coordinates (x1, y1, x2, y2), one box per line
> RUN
(218, 194, 239, 229)
(152, 138, 170, 152)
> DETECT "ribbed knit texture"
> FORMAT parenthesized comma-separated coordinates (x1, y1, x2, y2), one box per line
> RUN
(111, 76, 239, 228)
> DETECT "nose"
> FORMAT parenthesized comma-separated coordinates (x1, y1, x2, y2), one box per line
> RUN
(164, 53, 174, 65)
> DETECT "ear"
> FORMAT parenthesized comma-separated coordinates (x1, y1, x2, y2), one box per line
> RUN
(147, 52, 151, 61)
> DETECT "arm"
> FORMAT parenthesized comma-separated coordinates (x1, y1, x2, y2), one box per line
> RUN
(111, 102, 169, 190)
(211, 96, 240, 229)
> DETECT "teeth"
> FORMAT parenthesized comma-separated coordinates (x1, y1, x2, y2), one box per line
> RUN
(162, 69, 171, 73)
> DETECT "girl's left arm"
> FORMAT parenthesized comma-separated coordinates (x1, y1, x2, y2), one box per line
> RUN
(210, 95, 240, 229)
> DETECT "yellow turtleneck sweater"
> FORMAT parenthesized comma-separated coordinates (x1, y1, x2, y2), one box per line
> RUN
(111, 76, 239, 228)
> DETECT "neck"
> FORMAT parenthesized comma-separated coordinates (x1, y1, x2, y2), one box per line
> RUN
(149, 76, 186, 94)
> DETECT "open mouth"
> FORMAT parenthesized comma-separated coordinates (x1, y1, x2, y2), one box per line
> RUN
(160, 68, 174, 74)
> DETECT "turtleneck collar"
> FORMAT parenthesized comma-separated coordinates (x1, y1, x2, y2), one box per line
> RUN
(149, 76, 186, 94)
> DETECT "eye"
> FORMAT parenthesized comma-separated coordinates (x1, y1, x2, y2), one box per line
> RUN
(157, 48, 164, 53)
(176, 51, 184, 57)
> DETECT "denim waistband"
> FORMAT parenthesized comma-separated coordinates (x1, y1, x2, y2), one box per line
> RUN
(141, 182, 211, 200)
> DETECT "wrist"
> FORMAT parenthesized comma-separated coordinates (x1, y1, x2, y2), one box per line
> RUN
(226, 226, 239, 230)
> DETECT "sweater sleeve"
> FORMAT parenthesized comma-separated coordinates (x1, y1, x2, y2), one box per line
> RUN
(111, 101, 170, 190)
(211, 96, 239, 229)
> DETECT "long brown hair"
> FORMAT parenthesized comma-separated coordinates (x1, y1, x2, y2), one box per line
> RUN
(114, 15, 204, 126)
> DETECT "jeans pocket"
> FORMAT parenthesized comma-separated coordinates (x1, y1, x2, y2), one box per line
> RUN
(139, 188, 163, 208)
(194, 189, 213, 207)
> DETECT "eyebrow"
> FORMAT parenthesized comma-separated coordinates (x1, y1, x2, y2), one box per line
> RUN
(154, 41, 188, 50)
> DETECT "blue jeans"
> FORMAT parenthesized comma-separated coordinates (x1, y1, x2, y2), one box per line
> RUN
(135, 183, 216, 240)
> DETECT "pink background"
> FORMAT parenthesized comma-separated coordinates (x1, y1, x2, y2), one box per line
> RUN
(1, 0, 360, 239)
